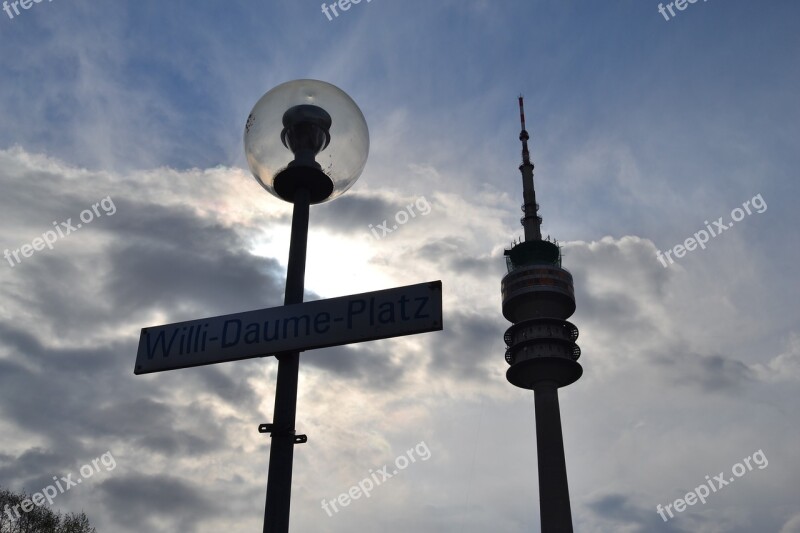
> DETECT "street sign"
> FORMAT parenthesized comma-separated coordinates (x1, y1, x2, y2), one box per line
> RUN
(134, 280, 442, 375)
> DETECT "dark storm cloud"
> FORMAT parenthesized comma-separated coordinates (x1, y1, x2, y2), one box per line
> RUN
(92, 397, 223, 457)
(0, 331, 257, 478)
(3, 255, 116, 337)
(188, 363, 263, 408)
(450, 254, 505, 279)
(650, 349, 755, 393)
(1, 199, 289, 340)
(0, 325, 134, 452)
(427, 310, 507, 381)
(587, 492, 689, 532)
(574, 285, 635, 320)
(0, 328, 227, 483)
(302, 305, 503, 387)
(0, 321, 118, 373)
(556, 238, 759, 395)
(412, 236, 506, 279)
(0, 192, 279, 495)
(565, 237, 673, 301)
(312, 193, 399, 234)
(302, 342, 406, 389)
(573, 283, 659, 334)
(102, 199, 287, 320)
(0, 447, 66, 486)
(99, 473, 220, 531)
(0, 167, 99, 227)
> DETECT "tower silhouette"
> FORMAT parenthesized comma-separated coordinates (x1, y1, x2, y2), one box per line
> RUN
(501, 96, 582, 532)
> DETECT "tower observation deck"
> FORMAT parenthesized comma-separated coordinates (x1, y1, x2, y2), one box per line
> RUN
(502, 97, 582, 389)
(501, 96, 582, 532)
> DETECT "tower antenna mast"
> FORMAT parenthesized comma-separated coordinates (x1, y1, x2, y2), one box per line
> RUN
(517, 96, 542, 241)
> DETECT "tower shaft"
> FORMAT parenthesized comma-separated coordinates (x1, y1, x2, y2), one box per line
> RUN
(535, 382, 574, 532)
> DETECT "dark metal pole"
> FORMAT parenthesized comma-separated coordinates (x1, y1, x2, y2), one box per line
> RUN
(534, 381, 574, 533)
(263, 186, 310, 533)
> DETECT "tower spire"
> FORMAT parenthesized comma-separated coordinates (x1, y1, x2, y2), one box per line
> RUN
(518, 96, 542, 241)
(518, 95, 531, 166)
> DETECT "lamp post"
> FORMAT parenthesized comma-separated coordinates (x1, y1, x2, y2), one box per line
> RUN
(243, 79, 369, 533)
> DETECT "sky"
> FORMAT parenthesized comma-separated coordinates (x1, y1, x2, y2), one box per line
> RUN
(0, 1, 799, 532)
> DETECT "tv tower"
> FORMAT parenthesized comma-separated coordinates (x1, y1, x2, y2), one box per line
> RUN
(501, 96, 582, 532)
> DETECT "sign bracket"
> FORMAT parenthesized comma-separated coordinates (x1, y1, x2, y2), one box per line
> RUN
(258, 423, 308, 445)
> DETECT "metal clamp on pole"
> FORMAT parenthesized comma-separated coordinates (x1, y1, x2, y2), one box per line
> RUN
(259, 424, 308, 444)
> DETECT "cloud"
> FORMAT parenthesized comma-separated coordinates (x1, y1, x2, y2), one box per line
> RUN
(753, 333, 800, 383)
(781, 513, 800, 533)
(99, 474, 220, 531)
(587, 492, 688, 532)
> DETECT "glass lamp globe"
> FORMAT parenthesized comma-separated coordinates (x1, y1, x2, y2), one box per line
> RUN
(244, 79, 369, 204)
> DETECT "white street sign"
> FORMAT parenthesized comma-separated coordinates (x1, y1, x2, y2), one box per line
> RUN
(135, 280, 442, 374)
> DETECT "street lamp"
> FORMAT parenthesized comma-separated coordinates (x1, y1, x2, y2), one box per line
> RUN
(244, 79, 369, 533)
(245, 78, 369, 204)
